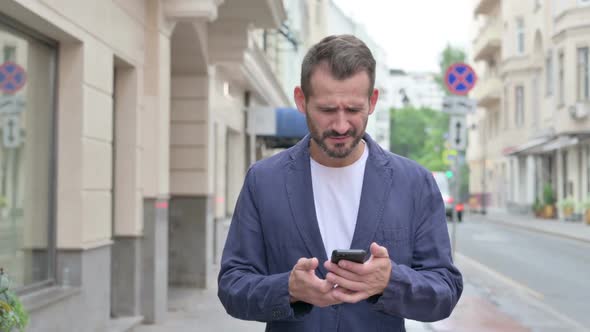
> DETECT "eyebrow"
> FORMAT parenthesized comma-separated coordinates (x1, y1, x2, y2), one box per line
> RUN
(316, 104, 365, 109)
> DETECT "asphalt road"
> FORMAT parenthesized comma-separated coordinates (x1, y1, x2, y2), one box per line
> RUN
(454, 215, 590, 330)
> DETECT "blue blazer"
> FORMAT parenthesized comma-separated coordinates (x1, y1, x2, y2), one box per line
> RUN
(218, 134, 463, 332)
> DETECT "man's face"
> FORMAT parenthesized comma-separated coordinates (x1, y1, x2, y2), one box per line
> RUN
(295, 64, 378, 160)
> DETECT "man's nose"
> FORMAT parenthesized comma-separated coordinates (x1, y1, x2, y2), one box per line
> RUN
(332, 111, 351, 135)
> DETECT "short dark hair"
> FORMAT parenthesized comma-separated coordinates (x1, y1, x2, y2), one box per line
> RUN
(300, 34, 376, 99)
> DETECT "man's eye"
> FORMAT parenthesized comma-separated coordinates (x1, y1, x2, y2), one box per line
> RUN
(347, 108, 361, 113)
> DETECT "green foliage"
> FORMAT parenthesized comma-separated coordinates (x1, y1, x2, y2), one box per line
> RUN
(543, 183, 556, 205)
(556, 197, 576, 209)
(582, 197, 590, 210)
(532, 197, 543, 213)
(0, 270, 28, 332)
(435, 44, 467, 95)
(459, 162, 470, 202)
(389, 106, 449, 171)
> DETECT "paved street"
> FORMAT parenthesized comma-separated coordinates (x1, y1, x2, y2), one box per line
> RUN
(454, 214, 590, 330)
(134, 214, 590, 332)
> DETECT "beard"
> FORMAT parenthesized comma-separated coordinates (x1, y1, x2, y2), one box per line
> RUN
(307, 117, 366, 159)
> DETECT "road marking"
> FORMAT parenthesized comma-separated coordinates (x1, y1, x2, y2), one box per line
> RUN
(456, 252, 589, 331)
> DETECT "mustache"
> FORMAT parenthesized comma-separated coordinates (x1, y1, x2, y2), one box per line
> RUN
(322, 130, 356, 139)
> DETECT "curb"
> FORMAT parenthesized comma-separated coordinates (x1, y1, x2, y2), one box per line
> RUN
(483, 217, 590, 244)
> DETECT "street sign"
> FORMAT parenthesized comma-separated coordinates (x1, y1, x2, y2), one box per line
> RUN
(0, 96, 25, 114)
(443, 149, 458, 165)
(0, 62, 27, 94)
(3, 114, 21, 148)
(442, 95, 477, 115)
(449, 115, 467, 151)
(444, 63, 477, 96)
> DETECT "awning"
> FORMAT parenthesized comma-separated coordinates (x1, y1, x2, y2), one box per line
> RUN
(274, 107, 308, 138)
(540, 136, 579, 152)
(257, 107, 309, 149)
(505, 136, 553, 156)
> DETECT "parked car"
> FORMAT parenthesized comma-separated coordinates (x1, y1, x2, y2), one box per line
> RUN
(432, 172, 463, 222)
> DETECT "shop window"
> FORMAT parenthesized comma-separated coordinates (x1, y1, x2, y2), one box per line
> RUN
(0, 19, 56, 290)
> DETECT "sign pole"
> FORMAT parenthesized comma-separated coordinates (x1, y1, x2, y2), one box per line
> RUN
(443, 62, 477, 260)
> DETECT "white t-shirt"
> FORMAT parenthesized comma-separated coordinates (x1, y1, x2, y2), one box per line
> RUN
(310, 143, 369, 259)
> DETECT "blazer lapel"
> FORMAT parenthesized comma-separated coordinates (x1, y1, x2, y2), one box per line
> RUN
(285, 136, 329, 276)
(350, 135, 394, 252)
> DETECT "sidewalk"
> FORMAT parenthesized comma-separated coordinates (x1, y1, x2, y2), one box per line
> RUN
(133, 214, 590, 332)
(478, 210, 590, 243)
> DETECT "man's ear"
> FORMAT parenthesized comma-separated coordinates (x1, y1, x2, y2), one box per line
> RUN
(368, 88, 379, 115)
(294, 86, 306, 115)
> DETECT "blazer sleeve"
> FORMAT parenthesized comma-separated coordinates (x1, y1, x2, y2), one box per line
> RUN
(217, 166, 313, 322)
(371, 170, 463, 322)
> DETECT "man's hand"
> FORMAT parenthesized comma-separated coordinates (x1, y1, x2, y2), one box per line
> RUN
(288, 257, 341, 307)
(323, 242, 392, 303)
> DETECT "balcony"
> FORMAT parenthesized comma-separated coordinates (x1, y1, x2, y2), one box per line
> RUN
(472, 75, 501, 108)
(474, 0, 500, 16)
(473, 19, 502, 62)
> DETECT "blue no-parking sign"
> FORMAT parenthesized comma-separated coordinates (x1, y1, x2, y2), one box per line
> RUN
(444, 63, 477, 96)
(0, 62, 27, 94)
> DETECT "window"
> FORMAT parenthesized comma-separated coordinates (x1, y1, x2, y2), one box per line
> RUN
(0, 20, 57, 290)
(546, 53, 553, 96)
(503, 85, 510, 129)
(558, 51, 565, 105)
(516, 18, 525, 55)
(515, 86, 525, 127)
(562, 150, 568, 198)
(3, 46, 15, 62)
(532, 75, 539, 127)
(534, 0, 542, 10)
(579, 0, 590, 6)
(577, 47, 590, 101)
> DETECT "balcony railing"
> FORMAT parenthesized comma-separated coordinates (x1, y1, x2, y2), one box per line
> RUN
(472, 74, 501, 108)
(474, 0, 500, 16)
(473, 18, 502, 62)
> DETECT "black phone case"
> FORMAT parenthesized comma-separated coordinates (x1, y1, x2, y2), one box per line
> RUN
(331, 249, 367, 264)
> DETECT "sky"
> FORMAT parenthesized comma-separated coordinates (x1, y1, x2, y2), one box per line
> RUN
(332, 0, 475, 73)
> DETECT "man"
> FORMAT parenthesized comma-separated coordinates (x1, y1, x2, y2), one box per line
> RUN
(218, 35, 462, 331)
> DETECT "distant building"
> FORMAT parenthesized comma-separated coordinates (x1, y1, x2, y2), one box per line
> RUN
(387, 70, 445, 111)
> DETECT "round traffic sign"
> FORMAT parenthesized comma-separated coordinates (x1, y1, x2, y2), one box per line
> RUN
(444, 63, 477, 95)
(0, 62, 27, 94)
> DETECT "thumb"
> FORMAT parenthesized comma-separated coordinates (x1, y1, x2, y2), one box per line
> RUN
(370, 242, 389, 259)
(294, 257, 318, 271)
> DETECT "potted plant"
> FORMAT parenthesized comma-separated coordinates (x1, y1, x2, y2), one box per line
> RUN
(542, 183, 556, 219)
(582, 197, 590, 225)
(0, 268, 29, 332)
(557, 197, 576, 220)
(532, 198, 543, 218)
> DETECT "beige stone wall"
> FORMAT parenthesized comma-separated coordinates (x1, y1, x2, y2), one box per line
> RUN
(6, 0, 160, 247)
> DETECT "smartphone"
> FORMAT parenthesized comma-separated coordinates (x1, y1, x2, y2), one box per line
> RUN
(331, 249, 367, 264)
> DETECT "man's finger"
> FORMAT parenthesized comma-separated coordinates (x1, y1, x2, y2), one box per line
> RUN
(294, 257, 318, 271)
(326, 272, 365, 292)
(325, 262, 365, 280)
(315, 279, 336, 293)
(370, 242, 389, 258)
(332, 287, 367, 304)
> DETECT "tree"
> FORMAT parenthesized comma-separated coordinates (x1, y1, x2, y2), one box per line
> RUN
(389, 106, 449, 172)
(435, 44, 467, 96)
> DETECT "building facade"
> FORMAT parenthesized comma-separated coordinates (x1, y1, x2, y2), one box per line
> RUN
(0, 0, 287, 330)
(468, 0, 590, 216)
